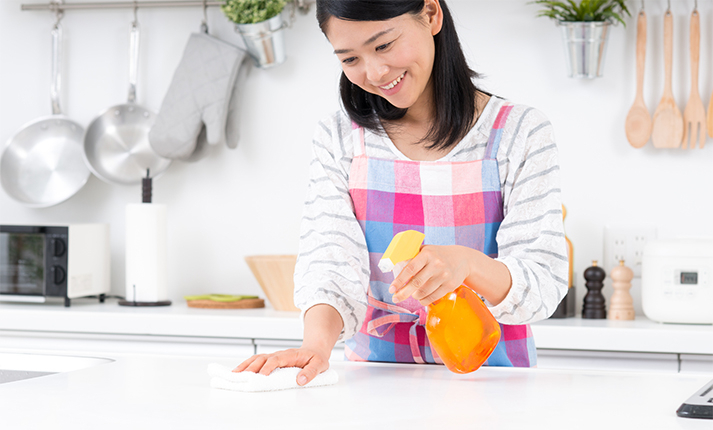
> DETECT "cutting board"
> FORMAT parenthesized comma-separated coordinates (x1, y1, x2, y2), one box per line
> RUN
(186, 298, 265, 309)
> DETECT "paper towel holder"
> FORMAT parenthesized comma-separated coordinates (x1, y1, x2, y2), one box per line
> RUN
(119, 169, 172, 307)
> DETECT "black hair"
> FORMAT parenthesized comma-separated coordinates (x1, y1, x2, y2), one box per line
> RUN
(316, 0, 481, 151)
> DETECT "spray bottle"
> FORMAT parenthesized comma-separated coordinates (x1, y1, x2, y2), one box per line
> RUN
(379, 230, 501, 373)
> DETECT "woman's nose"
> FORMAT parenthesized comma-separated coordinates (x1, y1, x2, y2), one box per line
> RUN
(365, 59, 389, 84)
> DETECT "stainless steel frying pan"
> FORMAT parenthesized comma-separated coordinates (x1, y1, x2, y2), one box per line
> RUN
(0, 23, 89, 208)
(83, 19, 170, 185)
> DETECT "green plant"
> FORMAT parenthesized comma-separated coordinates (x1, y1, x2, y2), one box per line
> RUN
(221, 0, 287, 25)
(532, 0, 631, 26)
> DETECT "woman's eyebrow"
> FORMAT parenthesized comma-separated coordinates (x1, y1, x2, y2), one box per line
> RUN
(333, 28, 394, 54)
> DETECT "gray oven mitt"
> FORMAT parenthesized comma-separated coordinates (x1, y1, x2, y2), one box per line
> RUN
(186, 55, 251, 162)
(149, 32, 246, 160)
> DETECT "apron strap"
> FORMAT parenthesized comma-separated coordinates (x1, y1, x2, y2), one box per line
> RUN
(484, 103, 513, 160)
(351, 121, 366, 157)
(366, 293, 429, 364)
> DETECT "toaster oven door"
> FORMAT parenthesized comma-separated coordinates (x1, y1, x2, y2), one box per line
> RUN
(0, 226, 46, 298)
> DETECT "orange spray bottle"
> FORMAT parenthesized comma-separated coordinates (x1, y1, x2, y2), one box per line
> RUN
(379, 230, 501, 374)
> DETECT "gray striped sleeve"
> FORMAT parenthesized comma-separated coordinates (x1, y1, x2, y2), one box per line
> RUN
(488, 104, 568, 324)
(293, 112, 370, 341)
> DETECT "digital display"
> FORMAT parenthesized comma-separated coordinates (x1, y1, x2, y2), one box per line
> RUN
(680, 272, 698, 285)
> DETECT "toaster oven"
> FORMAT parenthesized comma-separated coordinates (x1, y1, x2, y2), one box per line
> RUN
(0, 224, 110, 307)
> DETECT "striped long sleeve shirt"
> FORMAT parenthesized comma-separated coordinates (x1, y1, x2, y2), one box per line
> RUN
(294, 96, 569, 341)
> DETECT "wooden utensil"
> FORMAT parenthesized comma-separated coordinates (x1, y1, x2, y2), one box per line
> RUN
(708, 91, 713, 140)
(682, 9, 707, 149)
(651, 10, 683, 148)
(625, 10, 652, 148)
(186, 298, 265, 309)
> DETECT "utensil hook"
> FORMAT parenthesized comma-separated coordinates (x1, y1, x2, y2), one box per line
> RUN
(50, 18, 62, 115)
(200, 0, 208, 33)
(52, 2, 64, 28)
(128, 1, 140, 103)
(666, 0, 670, 12)
(132, 0, 139, 25)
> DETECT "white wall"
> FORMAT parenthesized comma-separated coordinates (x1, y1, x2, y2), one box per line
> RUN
(1, 0, 712, 315)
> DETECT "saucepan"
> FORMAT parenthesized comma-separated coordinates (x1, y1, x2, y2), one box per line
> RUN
(0, 23, 90, 208)
(83, 17, 170, 185)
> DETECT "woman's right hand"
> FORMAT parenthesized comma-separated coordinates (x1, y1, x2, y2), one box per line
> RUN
(232, 347, 330, 386)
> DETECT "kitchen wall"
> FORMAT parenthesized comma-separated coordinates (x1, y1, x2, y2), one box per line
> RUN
(1, 0, 712, 315)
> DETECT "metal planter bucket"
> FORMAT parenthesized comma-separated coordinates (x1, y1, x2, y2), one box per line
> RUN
(558, 21, 611, 79)
(235, 13, 286, 69)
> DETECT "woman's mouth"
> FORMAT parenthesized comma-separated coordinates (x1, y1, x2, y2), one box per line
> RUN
(380, 72, 405, 90)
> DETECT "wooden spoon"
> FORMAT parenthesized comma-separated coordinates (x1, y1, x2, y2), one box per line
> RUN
(708, 88, 713, 140)
(651, 10, 683, 148)
(625, 10, 652, 148)
(682, 9, 706, 149)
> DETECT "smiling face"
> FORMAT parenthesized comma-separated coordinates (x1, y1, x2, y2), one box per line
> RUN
(324, 2, 443, 114)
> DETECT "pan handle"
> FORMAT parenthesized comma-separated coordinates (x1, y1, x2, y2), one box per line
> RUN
(128, 20, 139, 103)
(50, 23, 62, 115)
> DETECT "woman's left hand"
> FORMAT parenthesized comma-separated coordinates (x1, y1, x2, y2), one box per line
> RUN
(389, 245, 475, 306)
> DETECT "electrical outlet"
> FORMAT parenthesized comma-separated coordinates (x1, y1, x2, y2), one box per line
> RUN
(603, 226, 657, 278)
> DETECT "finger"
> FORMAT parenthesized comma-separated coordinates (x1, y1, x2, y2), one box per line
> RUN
(232, 355, 258, 372)
(418, 282, 459, 307)
(244, 355, 269, 374)
(392, 257, 446, 303)
(258, 351, 300, 376)
(389, 254, 428, 294)
(393, 270, 434, 303)
(297, 357, 328, 386)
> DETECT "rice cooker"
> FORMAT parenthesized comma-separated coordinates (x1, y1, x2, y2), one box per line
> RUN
(642, 238, 713, 324)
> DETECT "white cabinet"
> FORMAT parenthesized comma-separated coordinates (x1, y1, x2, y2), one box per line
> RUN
(255, 339, 346, 360)
(679, 354, 713, 374)
(536, 349, 679, 373)
(0, 330, 255, 358)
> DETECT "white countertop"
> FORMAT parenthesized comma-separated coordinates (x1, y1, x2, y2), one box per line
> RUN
(0, 349, 710, 430)
(1, 298, 711, 355)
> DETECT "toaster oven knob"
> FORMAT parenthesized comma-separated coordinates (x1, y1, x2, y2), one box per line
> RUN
(51, 238, 67, 257)
(52, 266, 66, 284)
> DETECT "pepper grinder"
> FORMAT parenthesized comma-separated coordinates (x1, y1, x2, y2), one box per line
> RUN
(608, 260, 635, 320)
(582, 260, 606, 319)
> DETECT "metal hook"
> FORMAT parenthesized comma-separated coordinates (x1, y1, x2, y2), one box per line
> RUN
(132, 0, 138, 26)
(640, 0, 644, 11)
(200, 0, 208, 33)
(51, 0, 64, 28)
(694, 0, 698, 12)
(666, 0, 670, 12)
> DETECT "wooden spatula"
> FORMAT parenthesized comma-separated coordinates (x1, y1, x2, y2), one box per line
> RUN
(625, 10, 652, 148)
(682, 9, 706, 149)
(651, 10, 683, 148)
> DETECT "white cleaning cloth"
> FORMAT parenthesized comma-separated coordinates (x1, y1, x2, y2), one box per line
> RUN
(207, 363, 338, 392)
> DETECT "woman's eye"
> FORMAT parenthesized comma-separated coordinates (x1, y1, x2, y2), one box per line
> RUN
(342, 57, 357, 65)
(376, 41, 393, 51)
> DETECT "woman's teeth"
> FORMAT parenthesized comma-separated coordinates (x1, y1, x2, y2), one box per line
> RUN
(380, 73, 405, 90)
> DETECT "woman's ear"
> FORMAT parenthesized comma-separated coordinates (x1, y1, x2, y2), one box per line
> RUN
(424, 0, 444, 36)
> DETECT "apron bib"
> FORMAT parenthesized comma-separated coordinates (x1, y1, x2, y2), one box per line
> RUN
(345, 104, 536, 367)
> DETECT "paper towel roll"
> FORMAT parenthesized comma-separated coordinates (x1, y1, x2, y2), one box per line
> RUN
(125, 203, 168, 303)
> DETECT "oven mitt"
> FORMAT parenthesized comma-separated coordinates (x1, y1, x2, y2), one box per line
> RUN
(207, 363, 338, 392)
(189, 55, 251, 161)
(149, 32, 246, 160)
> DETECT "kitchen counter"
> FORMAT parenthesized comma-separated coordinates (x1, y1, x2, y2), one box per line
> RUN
(0, 298, 711, 355)
(0, 349, 710, 430)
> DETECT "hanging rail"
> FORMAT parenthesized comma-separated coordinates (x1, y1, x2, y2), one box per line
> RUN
(21, 0, 311, 12)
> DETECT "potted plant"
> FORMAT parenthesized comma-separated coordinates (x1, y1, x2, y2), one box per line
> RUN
(532, 0, 631, 78)
(222, 0, 290, 68)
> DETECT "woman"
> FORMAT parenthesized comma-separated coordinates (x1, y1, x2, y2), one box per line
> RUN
(235, 0, 567, 386)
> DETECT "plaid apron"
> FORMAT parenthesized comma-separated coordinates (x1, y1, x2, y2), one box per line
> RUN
(344, 103, 536, 367)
